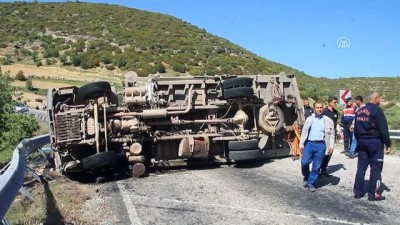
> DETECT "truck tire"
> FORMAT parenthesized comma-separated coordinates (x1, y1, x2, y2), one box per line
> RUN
(258, 104, 284, 133)
(77, 81, 112, 101)
(228, 139, 259, 151)
(82, 151, 117, 171)
(229, 149, 261, 161)
(222, 77, 253, 89)
(223, 87, 254, 99)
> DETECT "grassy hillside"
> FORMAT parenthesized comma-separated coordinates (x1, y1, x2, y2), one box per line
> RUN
(0, 2, 399, 103)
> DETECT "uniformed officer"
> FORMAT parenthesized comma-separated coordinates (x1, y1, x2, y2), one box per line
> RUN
(353, 91, 391, 201)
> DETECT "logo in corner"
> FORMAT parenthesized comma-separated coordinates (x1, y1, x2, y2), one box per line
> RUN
(337, 37, 351, 49)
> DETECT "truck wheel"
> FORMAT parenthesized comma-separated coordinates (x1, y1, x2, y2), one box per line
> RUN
(258, 104, 284, 133)
(77, 81, 112, 101)
(82, 151, 117, 171)
(228, 139, 259, 151)
(223, 87, 254, 99)
(229, 149, 261, 161)
(222, 77, 253, 89)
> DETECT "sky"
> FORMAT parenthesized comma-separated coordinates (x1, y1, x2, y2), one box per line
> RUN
(3, 0, 400, 78)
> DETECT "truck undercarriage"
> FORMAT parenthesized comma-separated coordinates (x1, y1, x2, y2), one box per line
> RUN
(48, 72, 304, 176)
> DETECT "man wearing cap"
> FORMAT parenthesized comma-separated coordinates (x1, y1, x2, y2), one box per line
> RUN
(341, 97, 356, 154)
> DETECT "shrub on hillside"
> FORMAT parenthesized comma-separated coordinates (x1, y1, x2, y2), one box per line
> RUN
(15, 70, 26, 81)
(105, 64, 115, 70)
(25, 79, 34, 91)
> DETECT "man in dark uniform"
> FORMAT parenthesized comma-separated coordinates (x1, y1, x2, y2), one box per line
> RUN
(319, 96, 339, 176)
(304, 99, 314, 119)
(353, 91, 391, 201)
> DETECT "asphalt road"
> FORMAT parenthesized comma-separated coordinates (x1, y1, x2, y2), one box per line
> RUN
(96, 144, 400, 225)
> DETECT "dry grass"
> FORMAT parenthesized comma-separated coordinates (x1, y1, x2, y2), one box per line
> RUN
(7, 173, 94, 225)
(14, 91, 47, 108)
(10, 80, 73, 89)
(2, 64, 125, 83)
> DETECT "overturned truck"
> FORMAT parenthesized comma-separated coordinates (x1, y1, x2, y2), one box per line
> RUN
(47, 72, 305, 176)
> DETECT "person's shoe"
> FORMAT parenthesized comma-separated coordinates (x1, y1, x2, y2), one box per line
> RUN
(303, 177, 308, 187)
(320, 170, 332, 177)
(349, 153, 358, 159)
(307, 185, 316, 192)
(345, 152, 358, 159)
(340, 150, 348, 154)
(354, 193, 365, 199)
(368, 195, 386, 201)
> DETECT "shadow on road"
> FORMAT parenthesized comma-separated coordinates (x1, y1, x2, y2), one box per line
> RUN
(327, 163, 346, 174)
(315, 175, 341, 188)
(233, 159, 272, 169)
(364, 180, 391, 195)
(65, 170, 131, 184)
(43, 182, 64, 225)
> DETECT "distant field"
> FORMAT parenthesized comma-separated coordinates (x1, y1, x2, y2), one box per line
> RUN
(11, 80, 76, 89)
(2, 64, 125, 83)
(5, 64, 150, 106)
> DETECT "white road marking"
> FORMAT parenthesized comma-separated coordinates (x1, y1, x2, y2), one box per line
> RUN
(130, 194, 361, 225)
(116, 180, 143, 225)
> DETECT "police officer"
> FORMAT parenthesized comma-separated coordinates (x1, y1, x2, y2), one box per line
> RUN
(353, 91, 391, 201)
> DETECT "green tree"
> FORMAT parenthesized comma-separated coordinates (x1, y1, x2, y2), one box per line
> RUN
(0, 74, 39, 165)
(71, 52, 81, 66)
(25, 79, 34, 91)
(155, 62, 166, 73)
(15, 70, 26, 81)
(172, 62, 186, 73)
(31, 50, 39, 62)
(60, 54, 68, 65)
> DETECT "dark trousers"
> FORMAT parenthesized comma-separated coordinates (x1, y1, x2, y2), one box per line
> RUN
(353, 138, 384, 198)
(342, 124, 352, 152)
(320, 153, 332, 172)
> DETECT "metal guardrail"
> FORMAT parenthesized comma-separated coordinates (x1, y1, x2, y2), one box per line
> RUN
(0, 134, 50, 221)
(389, 130, 400, 140)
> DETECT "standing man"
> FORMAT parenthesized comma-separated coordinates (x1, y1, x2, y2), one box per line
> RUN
(341, 97, 356, 154)
(346, 95, 365, 159)
(353, 91, 391, 201)
(304, 99, 314, 119)
(319, 96, 339, 176)
(300, 101, 335, 192)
